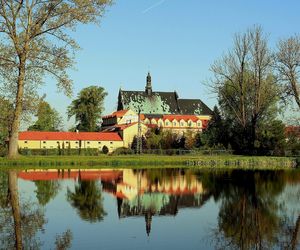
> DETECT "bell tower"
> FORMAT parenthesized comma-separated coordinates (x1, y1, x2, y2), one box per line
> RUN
(145, 72, 152, 95)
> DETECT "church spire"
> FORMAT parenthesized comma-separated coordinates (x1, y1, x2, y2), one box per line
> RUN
(145, 72, 152, 95)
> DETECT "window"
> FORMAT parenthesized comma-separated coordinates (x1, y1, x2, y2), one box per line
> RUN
(24, 141, 28, 144)
(87, 141, 90, 144)
(43, 141, 46, 144)
(98, 142, 101, 144)
(173, 122, 176, 126)
(197, 122, 201, 127)
(57, 141, 59, 144)
(180, 122, 184, 126)
(66, 141, 69, 144)
(75, 141, 79, 144)
(110, 142, 113, 144)
(166, 122, 169, 126)
(188, 122, 192, 126)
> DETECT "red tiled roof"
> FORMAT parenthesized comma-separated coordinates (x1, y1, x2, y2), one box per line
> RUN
(144, 115, 201, 123)
(102, 122, 138, 132)
(19, 131, 122, 141)
(163, 115, 200, 122)
(102, 110, 129, 119)
(114, 122, 138, 130)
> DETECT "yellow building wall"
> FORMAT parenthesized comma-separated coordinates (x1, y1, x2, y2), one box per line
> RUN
(18, 140, 123, 152)
(122, 123, 148, 148)
(118, 110, 138, 124)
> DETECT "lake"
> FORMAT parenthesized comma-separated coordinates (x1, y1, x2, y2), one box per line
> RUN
(0, 168, 299, 249)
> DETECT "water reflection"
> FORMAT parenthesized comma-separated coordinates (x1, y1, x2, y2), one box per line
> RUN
(0, 170, 71, 250)
(67, 179, 106, 222)
(0, 168, 299, 249)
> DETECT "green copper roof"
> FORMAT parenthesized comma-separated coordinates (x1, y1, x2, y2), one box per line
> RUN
(118, 90, 212, 115)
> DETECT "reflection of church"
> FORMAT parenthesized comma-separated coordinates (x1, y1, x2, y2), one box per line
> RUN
(102, 169, 210, 236)
(18, 168, 210, 236)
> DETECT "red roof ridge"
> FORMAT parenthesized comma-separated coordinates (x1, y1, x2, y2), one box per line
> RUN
(19, 131, 122, 141)
(102, 110, 129, 119)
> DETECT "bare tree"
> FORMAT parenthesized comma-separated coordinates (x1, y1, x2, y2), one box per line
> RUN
(276, 35, 300, 110)
(0, 0, 112, 158)
(210, 26, 277, 151)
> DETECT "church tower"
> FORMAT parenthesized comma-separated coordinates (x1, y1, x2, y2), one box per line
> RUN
(145, 72, 152, 95)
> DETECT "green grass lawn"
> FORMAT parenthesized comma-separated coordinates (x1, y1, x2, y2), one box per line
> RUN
(0, 154, 297, 169)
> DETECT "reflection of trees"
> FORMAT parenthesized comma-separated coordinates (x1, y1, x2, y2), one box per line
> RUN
(0, 171, 46, 249)
(278, 214, 300, 250)
(34, 180, 60, 206)
(55, 229, 73, 250)
(199, 170, 299, 250)
(67, 179, 107, 222)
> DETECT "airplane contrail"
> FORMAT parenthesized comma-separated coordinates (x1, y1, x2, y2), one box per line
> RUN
(142, 0, 166, 14)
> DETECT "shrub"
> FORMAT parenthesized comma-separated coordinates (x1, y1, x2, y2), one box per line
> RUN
(19, 148, 101, 156)
(112, 147, 134, 155)
(102, 145, 109, 154)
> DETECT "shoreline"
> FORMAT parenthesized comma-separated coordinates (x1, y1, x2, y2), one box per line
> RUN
(0, 155, 297, 170)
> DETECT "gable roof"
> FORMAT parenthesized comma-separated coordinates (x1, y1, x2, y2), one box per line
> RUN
(118, 90, 212, 115)
(119, 90, 179, 114)
(177, 99, 212, 115)
(19, 131, 122, 141)
(101, 122, 139, 132)
(102, 110, 129, 119)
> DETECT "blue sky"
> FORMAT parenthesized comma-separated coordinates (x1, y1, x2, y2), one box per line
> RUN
(41, 0, 300, 129)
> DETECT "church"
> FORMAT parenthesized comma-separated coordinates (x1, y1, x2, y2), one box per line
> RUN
(101, 73, 212, 147)
(117, 72, 212, 116)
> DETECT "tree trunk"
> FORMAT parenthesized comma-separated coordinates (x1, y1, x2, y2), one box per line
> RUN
(8, 62, 26, 158)
(8, 170, 22, 250)
(291, 78, 300, 110)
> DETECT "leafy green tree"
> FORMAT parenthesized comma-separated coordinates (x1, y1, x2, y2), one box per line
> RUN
(194, 133, 204, 148)
(202, 106, 230, 149)
(145, 128, 164, 149)
(0, 98, 14, 156)
(68, 86, 107, 132)
(184, 131, 196, 150)
(28, 100, 63, 131)
(255, 120, 286, 155)
(131, 135, 148, 152)
(67, 180, 107, 222)
(0, 1, 112, 158)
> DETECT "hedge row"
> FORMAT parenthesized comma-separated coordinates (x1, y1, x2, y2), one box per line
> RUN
(19, 148, 103, 156)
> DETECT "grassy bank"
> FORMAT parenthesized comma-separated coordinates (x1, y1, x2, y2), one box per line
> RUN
(0, 154, 297, 169)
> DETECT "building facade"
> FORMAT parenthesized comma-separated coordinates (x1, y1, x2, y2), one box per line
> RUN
(18, 131, 124, 152)
(101, 73, 213, 145)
